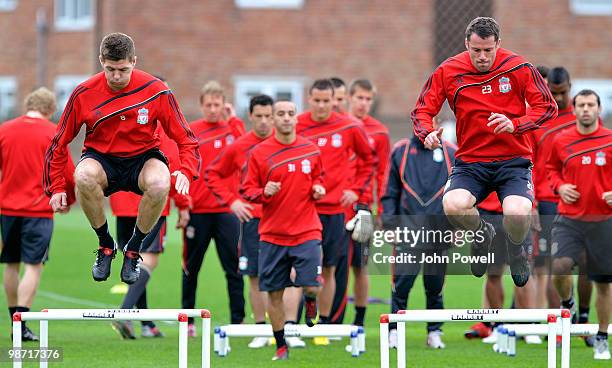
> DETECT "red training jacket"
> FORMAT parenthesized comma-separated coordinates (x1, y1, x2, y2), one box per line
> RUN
(189, 119, 242, 213)
(0, 115, 76, 218)
(241, 135, 324, 246)
(43, 69, 200, 196)
(412, 48, 557, 163)
(297, 111, 374, 215)
(546, 124, 611, 220)
(206, 130, 269, 219)
(527, 106, 575, 203)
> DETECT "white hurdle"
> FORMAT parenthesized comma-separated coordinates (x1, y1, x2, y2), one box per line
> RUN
(12, 308, 211, 368)
(500, 320, 612, 357)
(214, 324, 364, 357)
(380, 309, 571, 368)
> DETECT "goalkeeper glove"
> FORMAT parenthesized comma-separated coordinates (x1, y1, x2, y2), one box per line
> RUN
(345, 205, 373, 243)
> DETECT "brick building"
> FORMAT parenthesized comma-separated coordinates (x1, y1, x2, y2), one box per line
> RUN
(1, 0, 611, 140)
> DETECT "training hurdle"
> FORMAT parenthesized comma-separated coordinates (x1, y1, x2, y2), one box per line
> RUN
(12, 308, 211, 368)
(214, 324, 365, 357)
(498, 321, 612, 357)
(379, 309, 571, 368)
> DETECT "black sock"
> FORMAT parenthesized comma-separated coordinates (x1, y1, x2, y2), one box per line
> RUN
(285, 320, 296, 325)
(578, 307, 589, 324)
(256, 321, 266, 325)
(8, 306, 17, 320)
(273, 329, 286, 348)
(188, 317, 194, 325)
(596, 331, 608, 341)
(121, 268, 150, 309)
(136, 288, 154, 327)
(124, 225, 148, 252)
(561, 297, 575, 310)
(354, 306, 366, 327)
(319, 315, 329, 324)
(483, 322, 493, 328)
(15, 306, 29, 330)
(94, 221, 114, 249)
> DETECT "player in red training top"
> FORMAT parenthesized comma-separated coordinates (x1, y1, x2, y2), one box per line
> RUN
(547, 90, 612, 360)
(241, 100, 325, 361)
(0, 88, 76, 341)
(206, 94, 274, 348)
(43, 33, 200, 285)
(412, 17, 557, 287)
(182, 81, 246, 332)
(297, 79, 375, 326)
(346, 79, 391, 328)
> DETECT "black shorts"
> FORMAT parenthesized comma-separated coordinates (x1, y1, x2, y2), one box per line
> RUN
(116, 216, 166, 254)
(480, 209, 534, 275)
(445, 157, 534, 205)
(80, 148, 168, 197)
(320, 214, 348, 267)
(552, 216, 612, 283)
(535, 200, 558, 267)
(258, 240, 322, 292)
(239, 218, 260, 277)
(0, 216, 53, 264)
(350, 238, 369, 268)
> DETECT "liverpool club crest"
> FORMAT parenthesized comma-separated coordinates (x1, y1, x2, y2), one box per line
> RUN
(137, 108, 149, 125)
(498, 77, 512, 94)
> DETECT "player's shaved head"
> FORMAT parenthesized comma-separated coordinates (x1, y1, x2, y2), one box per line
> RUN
(274, 100, 296, 113)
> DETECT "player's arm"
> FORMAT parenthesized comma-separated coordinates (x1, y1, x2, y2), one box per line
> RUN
(411, 66, 446, 148)
(545, 139, 579, 204)
(347, 126, 375, 206)
(374, 132, 392, 213)
(510, 64, 558, 134)
(240, 153, 269, 204)
(44, 88, 85, 210)
(311, 153, 325, 200)
(157, 91, 201, 186)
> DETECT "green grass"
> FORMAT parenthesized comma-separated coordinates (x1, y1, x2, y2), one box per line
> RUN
(0, 210, 607, 367)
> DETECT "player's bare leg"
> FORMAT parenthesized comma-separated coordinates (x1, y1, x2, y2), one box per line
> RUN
(319, 266, 336, 323)
(4, 263, 42, 340)
(443, 189, 496, 278)
(552, 256, 576, 324)
(283, 283, 306, 348)
(119, 159, 170, 284)
(3, 263, 19, 308)
(502, 195, 532, 287)
(594, 282, 611, 359)
(352, 266, 369, 326)
(249, 276, 267, 323)
(18, 264, 43, 308)
(75, 159, 118, 281)
(268, 289, 288, 360)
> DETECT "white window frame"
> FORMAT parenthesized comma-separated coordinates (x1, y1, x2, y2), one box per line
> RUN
(572, 79, 612, 118)
(54, 0, 94, 31)
(570, 0, 612, 15)
(235, 0, 304, 9)
(233, 76, 305, 118)
(0, 0, 17, 12)
(0, 76, 17, 120)
(54, 75, 88, 113)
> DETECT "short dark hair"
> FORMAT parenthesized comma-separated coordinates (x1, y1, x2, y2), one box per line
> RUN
(465, 17, 500, 42)
(547, 67, 571, 85)
(349, 79, 376, 96)
(249, 94, 274, 114)
(309, 79, 335, 96)
(330, 77, 346, 89)
(100, 33, 135, 61)
(536, 65, 549, 79)
(573, 89, 601, 107)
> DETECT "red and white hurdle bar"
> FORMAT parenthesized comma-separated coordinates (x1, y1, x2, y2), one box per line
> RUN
(214, 324, 365, 357)
(498, 318, 612, 357)
(379, 309, 571, 368)
(12, 308, 211, 368)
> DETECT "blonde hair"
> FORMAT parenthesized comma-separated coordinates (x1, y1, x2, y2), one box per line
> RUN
(24, 87, 56, 117)
(199, 80, 225, 103)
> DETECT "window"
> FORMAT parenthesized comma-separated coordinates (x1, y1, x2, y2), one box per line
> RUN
(235, 0, 303, 9)
(0, 0, 17, 12)
(572, 79, 612, 119)
(570, 0, 612, 15)
(0, 77, 17, 121)
(234, 76, 305, 118)
(54, 75, 88, 116)
(55, 0, 93, 31)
